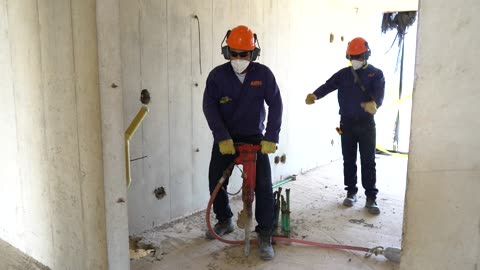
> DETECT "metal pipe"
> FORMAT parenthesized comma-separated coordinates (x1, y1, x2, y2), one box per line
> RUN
(125, 105, 149, 188)
(272, 175, 296, 189)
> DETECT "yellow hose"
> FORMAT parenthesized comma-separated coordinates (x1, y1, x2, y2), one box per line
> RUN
(125, 105, 149, 188)
(375, 144, 408, 158)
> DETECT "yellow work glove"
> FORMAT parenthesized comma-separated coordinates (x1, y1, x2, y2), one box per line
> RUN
(305, 93, 317, 105)
(260, 140, 277, 154)
(360, 100, 377, 115)
(218, 139, 235, 155)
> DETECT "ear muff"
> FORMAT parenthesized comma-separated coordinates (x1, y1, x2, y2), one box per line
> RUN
(250, 48, 261, 61)
(364, 42, 371, 60)
(221, 30, 231, 60)
(250, 34, 261, 61)
(221, 46, 230, 60)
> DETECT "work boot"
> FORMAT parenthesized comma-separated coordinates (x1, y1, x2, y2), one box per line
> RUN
(365, 198, 380, 215)
(343, 192, 357, 207)
(205, 219, 234, 240)
(258, 231, 275, 260)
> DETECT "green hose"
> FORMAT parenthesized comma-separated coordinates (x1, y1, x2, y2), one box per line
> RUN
(272, 175, 296, 189)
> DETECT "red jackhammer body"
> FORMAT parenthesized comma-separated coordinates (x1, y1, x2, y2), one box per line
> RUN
(235, 144, 261, 210)
(234, 144, 261, 256)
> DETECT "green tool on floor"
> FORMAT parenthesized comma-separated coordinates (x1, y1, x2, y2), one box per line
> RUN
(281, 188, 291, 237)
(274, 187, 291, 238)
(273, 187, 282, 236)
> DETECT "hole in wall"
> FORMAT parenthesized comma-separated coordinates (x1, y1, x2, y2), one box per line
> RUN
(154, 187, 167, 199)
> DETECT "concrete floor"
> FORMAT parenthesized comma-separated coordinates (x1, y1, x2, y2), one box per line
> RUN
(0, 238, 50, 270)
(130, 154, 407, 270)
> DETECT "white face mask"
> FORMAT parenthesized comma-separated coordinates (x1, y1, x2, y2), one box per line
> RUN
(351, 60, 365, 70)
(231, 59, 250, 74)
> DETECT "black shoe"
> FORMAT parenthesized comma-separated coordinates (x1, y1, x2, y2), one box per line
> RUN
(343, 193, 357, 207)
(365, 198, 380, 215)
(205, 219, 234, 239)
(258, 231, 275, 260)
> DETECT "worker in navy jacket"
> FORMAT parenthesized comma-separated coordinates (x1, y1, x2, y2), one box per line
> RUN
(305, 37, 385, 215)
(202, 25, 282, 260)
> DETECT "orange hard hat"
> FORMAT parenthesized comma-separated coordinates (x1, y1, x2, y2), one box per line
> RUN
(226, 25, 255, 51)
(346, 37, 370, 56)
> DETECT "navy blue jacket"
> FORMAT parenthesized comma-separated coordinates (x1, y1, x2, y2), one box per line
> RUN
(203, 62, 283, 143)
(313, 64, 385, 119)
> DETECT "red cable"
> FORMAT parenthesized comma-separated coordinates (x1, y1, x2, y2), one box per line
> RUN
(206, 179, 370, 253)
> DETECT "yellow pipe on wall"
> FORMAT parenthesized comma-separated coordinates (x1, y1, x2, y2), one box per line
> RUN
(125, 105, 149, 188)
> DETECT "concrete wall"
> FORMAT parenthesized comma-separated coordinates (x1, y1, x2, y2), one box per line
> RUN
(119, 0, 419, 235)
(0, 0, 427, 269)
(96, 0, 131, 269)
(401, 0, 480, 269)
(120, 0, 341, 235)
(0, 0, 108, 269)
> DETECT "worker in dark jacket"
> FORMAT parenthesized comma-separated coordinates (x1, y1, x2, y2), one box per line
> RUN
(203, 25, 283, 260)
(305, 37, 385, 215)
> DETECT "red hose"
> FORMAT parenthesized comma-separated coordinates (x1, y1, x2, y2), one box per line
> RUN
(206, 179, 370, 252)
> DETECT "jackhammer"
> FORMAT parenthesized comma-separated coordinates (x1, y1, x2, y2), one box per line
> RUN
(234, 144, 261, 256)
(205, 143, 401, 263)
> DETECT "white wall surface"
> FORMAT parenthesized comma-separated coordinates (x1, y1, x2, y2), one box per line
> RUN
(0, 0, 425, 269)
(401, 0, 480, 269)
(120, 0, 419, 235)
(0, 0, 108, 269)
(121, 0, 337, 235)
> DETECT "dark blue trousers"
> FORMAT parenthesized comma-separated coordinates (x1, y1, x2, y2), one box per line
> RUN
(208, 139, 274, 232)
(340, 117, 378, 199)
